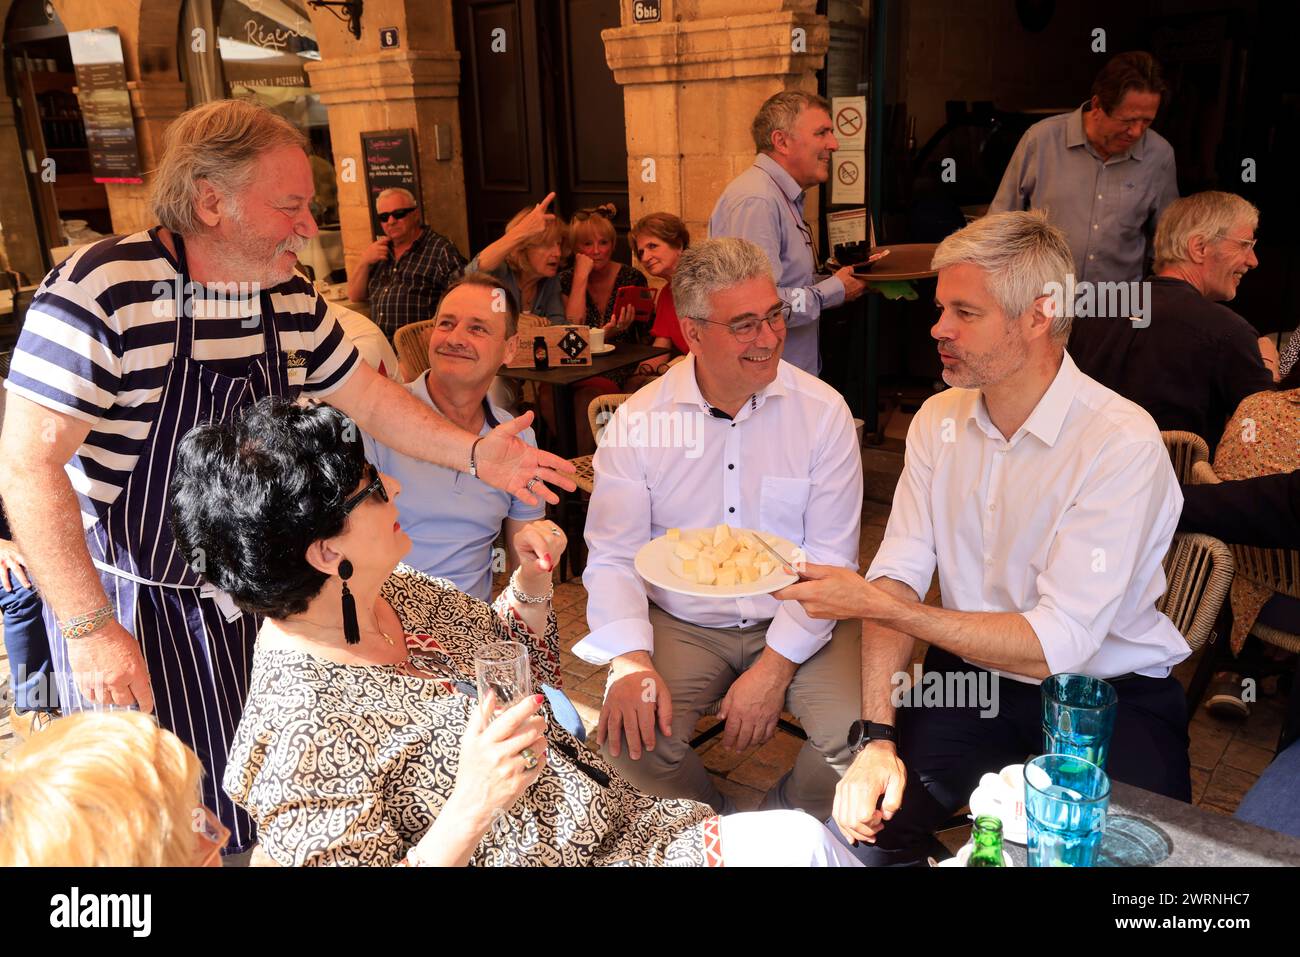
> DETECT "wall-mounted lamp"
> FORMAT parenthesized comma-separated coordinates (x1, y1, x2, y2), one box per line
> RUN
(306, 0, 364, 40)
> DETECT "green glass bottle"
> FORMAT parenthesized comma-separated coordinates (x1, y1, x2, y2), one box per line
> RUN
(967, 815, 1005, 867)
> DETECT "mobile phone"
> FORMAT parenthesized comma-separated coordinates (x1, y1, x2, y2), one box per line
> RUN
(611, 285, 656, 324)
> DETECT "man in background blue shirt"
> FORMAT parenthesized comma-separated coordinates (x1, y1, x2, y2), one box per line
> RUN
(990, 51, 1178, 283)
(710, 92, 869, 376)
(364, 274, 546, 600)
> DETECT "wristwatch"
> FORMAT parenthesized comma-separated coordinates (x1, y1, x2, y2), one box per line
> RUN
(847, 719, 897, 754)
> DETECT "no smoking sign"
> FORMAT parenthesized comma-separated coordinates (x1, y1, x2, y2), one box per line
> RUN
(831, 95, 866, 151)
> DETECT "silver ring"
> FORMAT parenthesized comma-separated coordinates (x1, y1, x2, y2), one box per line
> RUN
(525, 477, 540, 492)
(521, 747, 539, 770)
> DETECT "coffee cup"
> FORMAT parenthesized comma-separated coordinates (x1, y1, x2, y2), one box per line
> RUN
(589, 327, 605, 351)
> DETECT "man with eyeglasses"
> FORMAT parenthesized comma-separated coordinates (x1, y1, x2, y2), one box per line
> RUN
(709, 91, 870, 377)
(347, 187, 466, 341)
(1068, 191, 1274, 453)
(577, 237, 864, 819)
(991, 51, 1179, 284)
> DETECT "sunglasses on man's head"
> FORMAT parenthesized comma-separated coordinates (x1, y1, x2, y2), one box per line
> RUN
(343, 463, 390, 514)
(377, 206, 418, 223)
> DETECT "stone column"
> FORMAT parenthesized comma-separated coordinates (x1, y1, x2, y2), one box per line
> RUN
(603, 0, 829, 239)
(305, 47, 468, 275)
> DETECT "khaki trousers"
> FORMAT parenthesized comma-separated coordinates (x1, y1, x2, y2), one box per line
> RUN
(603, 605, 862, 820)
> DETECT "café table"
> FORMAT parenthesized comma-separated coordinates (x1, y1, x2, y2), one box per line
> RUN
(496, 342, 669, 460)
(497, 342, 669, 581)
(991, 780, 1300, 866)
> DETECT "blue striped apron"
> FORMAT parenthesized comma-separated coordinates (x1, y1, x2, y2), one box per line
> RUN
(44, 232, 294, 853)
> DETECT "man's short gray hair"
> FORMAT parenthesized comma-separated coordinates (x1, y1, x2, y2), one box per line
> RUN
(151, 99, 307, 237)
(377, 187, 418, 208)
(671, 238, 775, 322)
(931, 210, 1075, 341)
(751, 91, 831, 154)
(1153, 191, 1259, 272)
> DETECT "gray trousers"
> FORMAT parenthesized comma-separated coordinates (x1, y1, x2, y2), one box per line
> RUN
(603, 605, 862, 820)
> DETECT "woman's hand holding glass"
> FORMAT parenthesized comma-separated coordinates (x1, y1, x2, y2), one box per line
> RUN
(448, 691, 548, 831)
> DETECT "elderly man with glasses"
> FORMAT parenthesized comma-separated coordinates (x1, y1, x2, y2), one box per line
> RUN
(576, 237, 865, 819)
(991, 51, 1179, 284)
(347, 187, 466, 341)
(1068, 190, 1275, 453)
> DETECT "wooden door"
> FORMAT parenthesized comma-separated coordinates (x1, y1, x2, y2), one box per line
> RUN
(455, 0, 630, 259)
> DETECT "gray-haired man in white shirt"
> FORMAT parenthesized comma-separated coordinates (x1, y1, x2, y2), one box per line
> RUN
(577, 237, 864, 818)
(777, 211, 1192, 865)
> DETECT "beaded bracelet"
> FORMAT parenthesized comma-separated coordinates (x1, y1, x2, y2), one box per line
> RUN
(60, 604, 115, 640)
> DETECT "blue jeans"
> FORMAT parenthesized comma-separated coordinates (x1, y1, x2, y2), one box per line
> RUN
(1, 582, 57, 713)
(1235, 740, 1300, 839)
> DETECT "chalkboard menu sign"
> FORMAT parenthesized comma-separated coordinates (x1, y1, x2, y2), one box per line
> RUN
(67, 27, 142, 184)
(361, 129, 422, 238)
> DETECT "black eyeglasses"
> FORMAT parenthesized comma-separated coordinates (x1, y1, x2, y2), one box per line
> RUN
(687, 303, 790, 343)
(342, 463, 389, 514)
(377, 206, 418, 223)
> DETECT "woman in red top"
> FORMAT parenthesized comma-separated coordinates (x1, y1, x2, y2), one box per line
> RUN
(631, 213, 691, 380)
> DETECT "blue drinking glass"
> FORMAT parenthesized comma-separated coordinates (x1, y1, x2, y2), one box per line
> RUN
(1024, 754, 1111, 867)
(1041, 673, 1117, 770)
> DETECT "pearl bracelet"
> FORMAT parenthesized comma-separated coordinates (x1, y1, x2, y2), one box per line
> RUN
(510, 568, 553, 604)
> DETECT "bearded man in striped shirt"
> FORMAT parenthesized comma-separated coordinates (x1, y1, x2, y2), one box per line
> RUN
(0, 99, 573, 853)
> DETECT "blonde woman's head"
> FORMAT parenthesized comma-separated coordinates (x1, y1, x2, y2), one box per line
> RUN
(505, 205, 568, 279)
(0, 711, 214, 867)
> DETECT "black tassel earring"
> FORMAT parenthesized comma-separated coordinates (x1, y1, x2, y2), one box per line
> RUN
(338, 558, 361, 645)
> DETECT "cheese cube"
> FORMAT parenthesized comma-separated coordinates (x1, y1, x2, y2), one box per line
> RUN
(757, 559, 777, 577)
(666, 527, 681, 541)
(674, 541, 699, 560)
(717, 566, 738, 587)
(682, 559, 698, 578)
(712, 524, 731, 546)
(697, 560, 717, 585)
(740, 564, 760, 584)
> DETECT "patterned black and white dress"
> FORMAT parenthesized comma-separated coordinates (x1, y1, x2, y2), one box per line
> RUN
(224, 566, 722, 866)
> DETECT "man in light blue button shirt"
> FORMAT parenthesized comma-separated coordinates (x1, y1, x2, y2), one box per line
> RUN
(364, 275, 546, 601)
(710, 92, 869, 376)
(990, 51, 1179, 283)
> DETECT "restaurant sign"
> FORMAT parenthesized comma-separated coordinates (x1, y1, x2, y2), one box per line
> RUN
(67, 28, 142, 184)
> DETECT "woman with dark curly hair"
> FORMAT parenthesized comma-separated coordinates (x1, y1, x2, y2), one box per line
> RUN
(169, 397, 859, 866)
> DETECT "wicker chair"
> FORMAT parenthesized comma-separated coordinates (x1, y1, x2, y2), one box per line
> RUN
(392, 319, 438, 382)
(1158, 533, 1234, 652)
(1160, 430, 1210, 483)
(570, 393, 632, 495)
(1191, 460, 1300, 655)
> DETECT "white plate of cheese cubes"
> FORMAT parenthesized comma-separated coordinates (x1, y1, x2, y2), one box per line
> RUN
(634, 524, 802, 599)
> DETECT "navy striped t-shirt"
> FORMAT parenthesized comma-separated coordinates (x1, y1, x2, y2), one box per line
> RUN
(4, 228, 360, 529)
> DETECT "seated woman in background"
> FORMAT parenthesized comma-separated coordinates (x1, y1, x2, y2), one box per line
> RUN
(560, 204, 646, 343)
(627, 212, 691, 388)
(170, 397, 859, 867)
(465, 193, 568, 325)
(0, 711, 225, 866)
(1203, 361, 1300, 718)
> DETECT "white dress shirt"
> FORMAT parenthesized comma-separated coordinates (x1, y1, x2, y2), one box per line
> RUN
(868, 351, 1189, 681)
(576, 355, 863, 665)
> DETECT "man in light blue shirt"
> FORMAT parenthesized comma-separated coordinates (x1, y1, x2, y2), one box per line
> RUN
(709, 91, 869, 376)
(364, 274, 546, 600)
(990, 51, 1178, 283)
